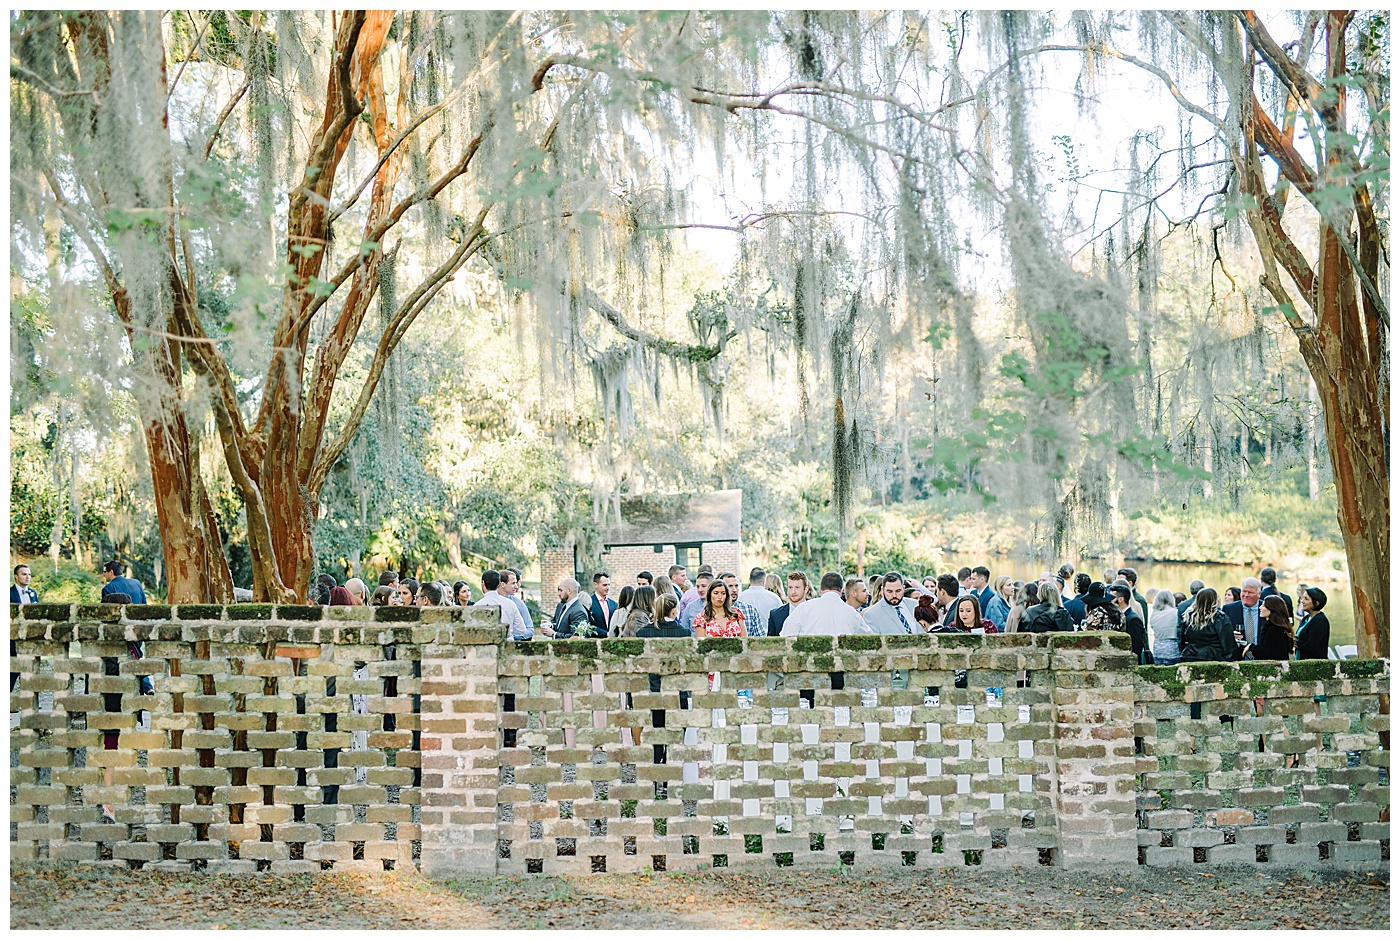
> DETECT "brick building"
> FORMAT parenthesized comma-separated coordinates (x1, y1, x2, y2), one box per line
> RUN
(540, 489, 742, 589)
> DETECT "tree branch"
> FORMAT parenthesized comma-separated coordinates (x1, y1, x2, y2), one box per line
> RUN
(202, 80, 248, 161)
(583, 288, 732, 362)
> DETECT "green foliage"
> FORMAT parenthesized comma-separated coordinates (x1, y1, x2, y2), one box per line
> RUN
(27, 562, 105, 604)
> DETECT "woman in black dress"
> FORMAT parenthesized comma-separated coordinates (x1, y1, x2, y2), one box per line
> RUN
(1247, 595, 1296, 660)
(1294, 587, 1331, 660)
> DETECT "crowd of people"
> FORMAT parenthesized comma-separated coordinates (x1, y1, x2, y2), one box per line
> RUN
(505, 561, 1333, 665)
(10, 558, 1335, 667)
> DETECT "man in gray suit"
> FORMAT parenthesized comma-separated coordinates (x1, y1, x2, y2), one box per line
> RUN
(863, 572, 921, 635)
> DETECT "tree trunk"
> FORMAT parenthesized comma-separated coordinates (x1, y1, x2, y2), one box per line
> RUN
(1304, 14, 1388, 660)
(1307, 376, 1319, 501)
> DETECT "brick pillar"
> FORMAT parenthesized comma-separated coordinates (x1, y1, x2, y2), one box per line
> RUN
(540, 544, 576, 596)
(418, 608, 505, 879)
(1049, 633, 1139, 869)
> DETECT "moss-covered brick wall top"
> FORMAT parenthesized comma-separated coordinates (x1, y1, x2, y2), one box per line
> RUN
(9, 602, 507, 646)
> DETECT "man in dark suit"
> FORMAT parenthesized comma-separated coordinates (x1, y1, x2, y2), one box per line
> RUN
(767, 572, 808, 636)
(1221, 577, 1264, 660)
(585, 571, 617, 636)
(100, 560, 147, 604)
(1063, 573, 1090, 626)
(1110, 583, 1151, 663)
(10, 564, 37, 605)
(968, 566, 994, 612)
(1178, 580, 1205, 620)
(1258, 567, 1294, 617)
(541, 578, 590, 639)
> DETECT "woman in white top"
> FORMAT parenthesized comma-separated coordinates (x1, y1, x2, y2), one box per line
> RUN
(1149, 587, 1181, 665)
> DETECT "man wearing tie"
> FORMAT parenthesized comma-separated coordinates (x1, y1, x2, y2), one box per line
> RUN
(1222, 577, 1263, 660)
(862, 572, 921, 635)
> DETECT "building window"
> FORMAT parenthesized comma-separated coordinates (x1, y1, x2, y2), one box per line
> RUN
(676, 544, 702, 569)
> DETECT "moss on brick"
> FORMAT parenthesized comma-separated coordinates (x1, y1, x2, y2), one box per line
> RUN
(511, 641, 549, 655)
(812, 654, 836, 671)
(885, 634, 930, 649)
(124, 604, 172, 621)
(554, 640, 600, 658)
(1339, 659, 1384, 679)
(22, 603, 72, 621)
(838, 635, 881, 651)
(603, 639, 645, 658)
(1285, 660, 1337, 682)
(76, 604, 123, 622)
(1046, 634, 1102, 650)
(175, 605, 223, 620)
(1239, 662, 1284, 681)
(226, 604, 274, 621)
(933, 633, 983, 647)
(697, 638, 743, 656)
(374, 606, 419, 622)
(1186, 663, 1234, 684)
(276, 605, 324, 622)
(791, 637, 832, 654)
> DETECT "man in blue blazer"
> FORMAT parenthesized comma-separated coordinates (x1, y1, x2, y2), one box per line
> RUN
(100, 560, 147, 604)
(1063, 573, 1090, 626)
(968, 566, 995, 612)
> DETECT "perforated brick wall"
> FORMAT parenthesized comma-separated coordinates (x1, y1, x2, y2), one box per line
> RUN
(1134, 659, 1391, 868)
(9, 602, 501, 873)
(10, 607, 1389, 876)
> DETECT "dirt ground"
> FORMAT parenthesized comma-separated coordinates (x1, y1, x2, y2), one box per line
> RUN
(10, 863, 1389, 930)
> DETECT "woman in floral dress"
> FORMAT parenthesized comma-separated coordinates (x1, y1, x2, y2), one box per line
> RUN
(693, 578, 746, 637)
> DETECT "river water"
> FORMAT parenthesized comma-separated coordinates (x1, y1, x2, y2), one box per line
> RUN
(924, 557, 1357, 649)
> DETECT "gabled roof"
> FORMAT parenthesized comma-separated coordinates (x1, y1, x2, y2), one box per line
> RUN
(601, 489, 742, 546)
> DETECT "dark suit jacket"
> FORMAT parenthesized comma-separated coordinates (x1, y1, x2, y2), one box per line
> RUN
(1122, 609, 1152, 663)
(1064, 594, 1087, 626)
(1295, 611, 1331, 660)
(10, 585, 37, 604)
(768, 604, 792, 637)
(1260, 584, 1294, 618)
(587, 594, 617, 635)
(971, 585, 994, 612)
(551, 598, 590, 639)
(102, 576, 147, 604)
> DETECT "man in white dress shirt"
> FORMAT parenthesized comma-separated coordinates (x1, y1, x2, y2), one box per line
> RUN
(477, 569, 531, 640)
(780, 572, 874, 636)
